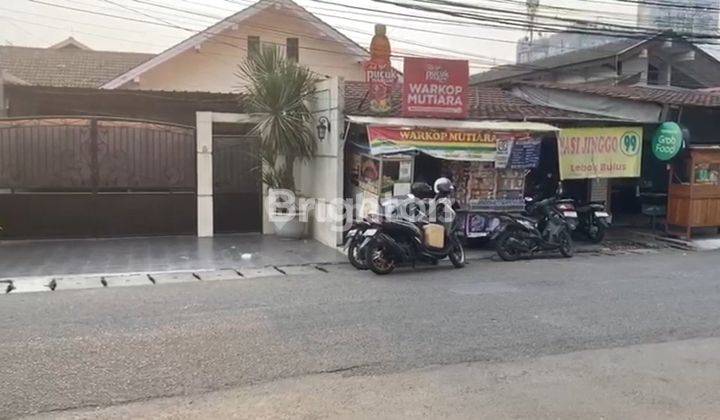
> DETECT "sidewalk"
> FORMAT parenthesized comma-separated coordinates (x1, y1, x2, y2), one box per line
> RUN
(35, 337, 720, 419)
(0, 234, 345, 278)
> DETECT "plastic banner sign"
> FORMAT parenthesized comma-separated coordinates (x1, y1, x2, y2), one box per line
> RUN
(558, 127, 643, 180)
(402, 57, 469, 119)
(509, 138, 542, 169)
(367, 126, 538, 162)
(364, 60, 396, 115)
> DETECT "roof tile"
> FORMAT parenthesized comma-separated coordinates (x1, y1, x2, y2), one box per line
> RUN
(523, 82, 720, 107)
(0, 45, 154, 88)
(344, 81, 614, 121)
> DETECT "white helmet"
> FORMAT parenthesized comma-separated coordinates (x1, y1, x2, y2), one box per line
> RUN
(433, 177, 454, 194)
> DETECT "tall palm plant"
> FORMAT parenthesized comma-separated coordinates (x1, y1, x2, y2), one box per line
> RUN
(238, 47, 319, 193)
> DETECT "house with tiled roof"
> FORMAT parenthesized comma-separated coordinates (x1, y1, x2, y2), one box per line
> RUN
(0, 38, 153, 89)
(471, 32, 720, 90)
(102, 0, 369, 92)
(509, 81, 720, 143)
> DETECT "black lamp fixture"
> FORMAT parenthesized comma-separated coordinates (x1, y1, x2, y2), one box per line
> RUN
(316, 116, 331, 141)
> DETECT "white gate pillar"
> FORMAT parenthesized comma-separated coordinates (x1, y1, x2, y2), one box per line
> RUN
(196, 111, 214, 237)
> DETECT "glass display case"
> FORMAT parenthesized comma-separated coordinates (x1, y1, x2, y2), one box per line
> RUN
(347, 151, 415, 219)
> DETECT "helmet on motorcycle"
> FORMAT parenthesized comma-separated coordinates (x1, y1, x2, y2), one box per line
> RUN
(433, 177, 454, 194)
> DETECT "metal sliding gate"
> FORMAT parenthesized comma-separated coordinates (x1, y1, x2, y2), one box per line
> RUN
(0, 117, 197, 238)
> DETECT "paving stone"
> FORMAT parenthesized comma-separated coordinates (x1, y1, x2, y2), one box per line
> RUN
(148, 272, 199, 285)
(276, 265, 325, 276)
(238, 267, 284, 279)
(53, 276, 104, 291)
(195, 270, 243, 282)
(313, 264, 350, 274)
(7, 277, 53, 294)
(102, 274, 152, 288)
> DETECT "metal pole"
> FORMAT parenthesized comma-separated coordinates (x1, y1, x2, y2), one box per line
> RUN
(0, 69, 6, 118)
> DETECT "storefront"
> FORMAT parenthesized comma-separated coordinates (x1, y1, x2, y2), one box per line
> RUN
(556, 126, 647, 223)
(344, 116, 559, 238)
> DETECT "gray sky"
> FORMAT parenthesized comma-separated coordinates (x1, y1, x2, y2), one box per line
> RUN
(0, 0, 642, 70)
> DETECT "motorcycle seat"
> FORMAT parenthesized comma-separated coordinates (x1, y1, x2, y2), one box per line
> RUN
(578, 204, 605, 211)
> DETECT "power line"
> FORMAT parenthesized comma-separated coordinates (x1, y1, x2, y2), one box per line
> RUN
(17, 0, 720, 77)
(18, 0, 508, 69)
(30, 0, 520, 67)
(369, 0, 720, 42)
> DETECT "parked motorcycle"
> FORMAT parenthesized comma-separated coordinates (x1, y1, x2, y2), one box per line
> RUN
(493, 196, 574, 261)
(345, 218, 375, 270)
(555, 198, 579, 231)
(344, 183, 436, 270)
(362, 178, 466, 275)
(575, 201, 611, 243)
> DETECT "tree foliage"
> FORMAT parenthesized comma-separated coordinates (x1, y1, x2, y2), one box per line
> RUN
(237, 47, 319, 192)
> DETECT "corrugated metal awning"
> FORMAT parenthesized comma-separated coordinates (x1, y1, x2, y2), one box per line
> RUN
(346, 115, 560, 132)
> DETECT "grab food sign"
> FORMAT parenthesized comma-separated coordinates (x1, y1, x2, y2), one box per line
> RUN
(402, 57, 469, 119)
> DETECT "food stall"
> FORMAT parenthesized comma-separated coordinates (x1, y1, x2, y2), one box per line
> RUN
(344, 116, 558, 237)
(346, 143, 415, 218)
(666, 146, 720, 238)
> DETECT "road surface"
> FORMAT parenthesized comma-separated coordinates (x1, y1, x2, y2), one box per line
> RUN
(2, 249, 719, 418)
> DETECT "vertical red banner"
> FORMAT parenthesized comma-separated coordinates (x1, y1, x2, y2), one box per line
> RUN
(364, 60, 396, 115)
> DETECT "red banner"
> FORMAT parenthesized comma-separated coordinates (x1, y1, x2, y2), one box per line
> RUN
(364, 60, 396, 114)
(402, 57, 469, 119)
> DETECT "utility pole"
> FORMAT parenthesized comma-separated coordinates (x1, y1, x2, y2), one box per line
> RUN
(526, 0, 540, 43)
(0, 69, 6, 118)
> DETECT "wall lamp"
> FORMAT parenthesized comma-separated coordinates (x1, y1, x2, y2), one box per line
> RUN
(316, 116, 331, 141)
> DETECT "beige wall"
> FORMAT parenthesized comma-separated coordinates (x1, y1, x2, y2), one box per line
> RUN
(128, 9, 365, 92)
(298, 77, 345, 247)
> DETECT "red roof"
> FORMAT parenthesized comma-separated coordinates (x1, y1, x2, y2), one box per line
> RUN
(344, 81, 618, 121)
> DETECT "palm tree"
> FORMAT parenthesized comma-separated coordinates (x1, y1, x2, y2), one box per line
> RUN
(237, 47, 319, 193)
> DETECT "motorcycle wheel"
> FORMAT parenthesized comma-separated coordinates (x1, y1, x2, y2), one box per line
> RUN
(496, 231, 522, 262)
(366, 240, 396, 275)
(586, 222, 606, 243)
(448, 242, 466, 268)
(559, 229, 574, 258)
(347, 240, 368, 270)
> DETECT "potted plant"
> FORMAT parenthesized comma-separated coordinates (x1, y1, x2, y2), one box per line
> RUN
(238, 47, 319, 239)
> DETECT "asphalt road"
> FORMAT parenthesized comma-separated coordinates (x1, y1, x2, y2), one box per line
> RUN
(2, 249, 720, 418)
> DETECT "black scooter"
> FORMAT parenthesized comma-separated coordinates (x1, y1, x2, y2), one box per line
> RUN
(576, 201, 611, 243)
(361, 181, 465, 275)
(345, 218, 375, 270)
(493, 196, 574, 261)
(344, 183, 435, 270)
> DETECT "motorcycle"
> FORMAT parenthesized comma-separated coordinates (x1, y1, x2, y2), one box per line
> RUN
(362, 178, 466, 275)
(493, 196, 574, 261)
(575, 201, 611, 243)
(555, 198, 579, 231)
(345, 217, 375, 270)
(344, 183, 435, 270)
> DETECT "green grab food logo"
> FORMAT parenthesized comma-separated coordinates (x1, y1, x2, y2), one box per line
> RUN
(651, 122, 683, 161)
(620, 131, 642, 156)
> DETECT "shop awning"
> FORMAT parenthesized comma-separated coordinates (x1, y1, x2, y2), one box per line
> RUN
(346, 115, 560, 132)
(348, 115, 555, 163)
